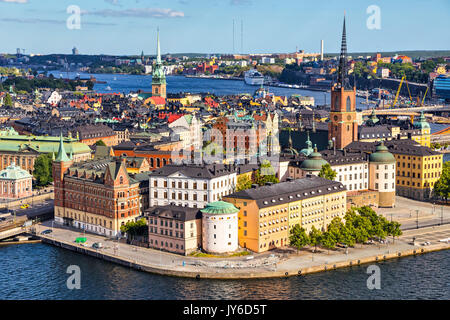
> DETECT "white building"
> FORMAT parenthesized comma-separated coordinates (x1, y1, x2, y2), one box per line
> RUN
(368, 143, 396, 207)
(149, 164, 237, 209)
(200, 201, 239, 254)
(168, 114, 202, 150)
(46, 91, 62, 106)
(260, 57, 275, 64)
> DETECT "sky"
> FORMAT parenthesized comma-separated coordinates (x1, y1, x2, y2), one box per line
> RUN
(0, 0, 449, 56)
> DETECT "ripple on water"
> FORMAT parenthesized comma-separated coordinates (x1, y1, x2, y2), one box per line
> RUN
(0, 243, 448, 300)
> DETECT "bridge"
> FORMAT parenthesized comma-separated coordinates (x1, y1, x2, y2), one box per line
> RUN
(0, 227, 27, 241)
(361, 105, 447, 117)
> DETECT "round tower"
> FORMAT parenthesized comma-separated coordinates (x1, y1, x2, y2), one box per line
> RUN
(201, 201, 239, 254)
(369, 142, 396, 207)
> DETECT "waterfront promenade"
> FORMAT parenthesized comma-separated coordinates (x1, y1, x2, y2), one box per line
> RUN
(31, 221, 450, 280)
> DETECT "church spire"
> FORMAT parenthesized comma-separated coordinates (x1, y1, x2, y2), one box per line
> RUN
(337, 15, 351, 90)
(55, 133, 70, 162)
(156, 27, 161, 64)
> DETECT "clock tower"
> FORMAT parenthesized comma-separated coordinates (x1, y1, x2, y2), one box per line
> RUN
(328, 16, 358, 150)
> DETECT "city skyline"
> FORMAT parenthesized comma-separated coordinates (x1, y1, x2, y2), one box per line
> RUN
(0, 0, 449, 55)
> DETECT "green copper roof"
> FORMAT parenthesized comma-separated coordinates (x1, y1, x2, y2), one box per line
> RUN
(369, 142, 396, 163)
(55, 133, 70, 162)
(0, 162, 32, 180)
(0, 135, 91, 155)
(413, 111, 430, 130)
(300, 131, 314, 156)
(152, 28, 166, 85)
(200, 201, 239, 215)
(300, 146, 328, 171)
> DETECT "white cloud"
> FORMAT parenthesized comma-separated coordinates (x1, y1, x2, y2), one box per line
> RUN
(84, 8, 185, 18)
(0, 17, 116, 26)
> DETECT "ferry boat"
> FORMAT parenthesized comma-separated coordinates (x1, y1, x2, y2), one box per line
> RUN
(244, 69, 265, 86)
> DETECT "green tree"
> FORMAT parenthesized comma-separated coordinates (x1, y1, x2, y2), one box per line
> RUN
(120, 218, 148, 240)
(309, 226, 322, 253)
(434, 161, 450, 203)
(385, 221, 402, 244)
(95, 140, 107, 146)
(318, 163, 337, 181)
(3, 93, 12, 107)
(289, 224, 310, 253)
(255, 160, 279, 186)
(236, 174, 253, 192)
(321, 230, 337, 253)
(33, 153, 53, 187)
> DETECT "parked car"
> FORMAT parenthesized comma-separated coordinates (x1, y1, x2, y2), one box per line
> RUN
(92, 242, 103, 249)
(41, 229, 52, 235)
(20, 204, 30, 209)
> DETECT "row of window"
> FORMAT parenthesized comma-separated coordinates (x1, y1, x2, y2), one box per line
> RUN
(149, 239, 184, 251)
(397, 171, 440, 179)
(397, 180, 435, 188)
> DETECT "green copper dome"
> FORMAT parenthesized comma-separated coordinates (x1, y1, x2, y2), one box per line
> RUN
(201, 201, 239, 215)
(369, 142, 395, 163)
(413, 111, 430, 130)
(300, 146, 328, 171)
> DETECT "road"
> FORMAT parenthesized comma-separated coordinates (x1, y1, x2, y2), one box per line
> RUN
(377, 196, 450, 230)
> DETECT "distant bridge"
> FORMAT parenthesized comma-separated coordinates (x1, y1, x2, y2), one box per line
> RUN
(361, 105, 447, 117)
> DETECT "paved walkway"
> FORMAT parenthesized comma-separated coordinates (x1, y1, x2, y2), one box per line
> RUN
(32, 221, 450, 279)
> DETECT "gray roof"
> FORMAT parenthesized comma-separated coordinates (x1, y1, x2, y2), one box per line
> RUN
(226, 176, 345, 208)
(145, 205, 201, 222)
(149, 163, 237, 179)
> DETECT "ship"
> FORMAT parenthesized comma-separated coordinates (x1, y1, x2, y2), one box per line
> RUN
(244, 69, 265, 86)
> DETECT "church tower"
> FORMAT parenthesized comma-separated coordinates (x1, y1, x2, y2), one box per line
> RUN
(152, 28, 167, 99)
(52, 133, 73, 213)
(328, 16, 358, 149)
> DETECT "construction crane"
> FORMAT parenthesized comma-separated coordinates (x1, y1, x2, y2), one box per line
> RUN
(391, 75, 407, 108)
(419, 86, 429, 107)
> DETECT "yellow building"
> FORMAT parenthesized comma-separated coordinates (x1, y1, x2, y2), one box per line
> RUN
(224, 176, 347, 253)
(347, 140, 443, 201)
(393, 146, 442, 201)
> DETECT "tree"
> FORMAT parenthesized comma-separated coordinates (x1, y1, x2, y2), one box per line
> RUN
(289, 224, 310, 253)
(318, 163, 337, 181)
(33, 153, 53, 187)
(255, 160, 279, 186)
(95, 140, 107, 146)
(385, 221, 402, 244)
(3, 93, 12, 107)
(434, 161, 450, 203)
(236, 174, 252, 192)
(309, 226, 322, 253)
(120, 218, 148, 240)
(321, 230, 337, 254)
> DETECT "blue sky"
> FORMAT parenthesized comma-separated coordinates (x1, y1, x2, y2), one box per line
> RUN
(0, 0, 449, 55)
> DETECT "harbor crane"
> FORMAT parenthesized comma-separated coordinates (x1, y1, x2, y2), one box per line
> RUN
(390, 75, 410, 108)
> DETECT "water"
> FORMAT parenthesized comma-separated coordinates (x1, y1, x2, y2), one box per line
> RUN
(0, 243, 448, 300)
(47, 71, 368, 109)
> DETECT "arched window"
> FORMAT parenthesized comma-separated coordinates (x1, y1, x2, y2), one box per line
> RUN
(119, 176, 123, 184)
(346, 96, 352, 112)
(156, 158, 161, 168)
(334, 95, 340, 111)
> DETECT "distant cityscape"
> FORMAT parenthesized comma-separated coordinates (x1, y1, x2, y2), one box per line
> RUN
(0, 14, 449, 295)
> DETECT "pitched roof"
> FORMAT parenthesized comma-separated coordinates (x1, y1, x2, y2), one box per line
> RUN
(226, 176, 345, 208)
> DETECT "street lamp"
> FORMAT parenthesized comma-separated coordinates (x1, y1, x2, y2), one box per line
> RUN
(416, 210, 419, 229)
